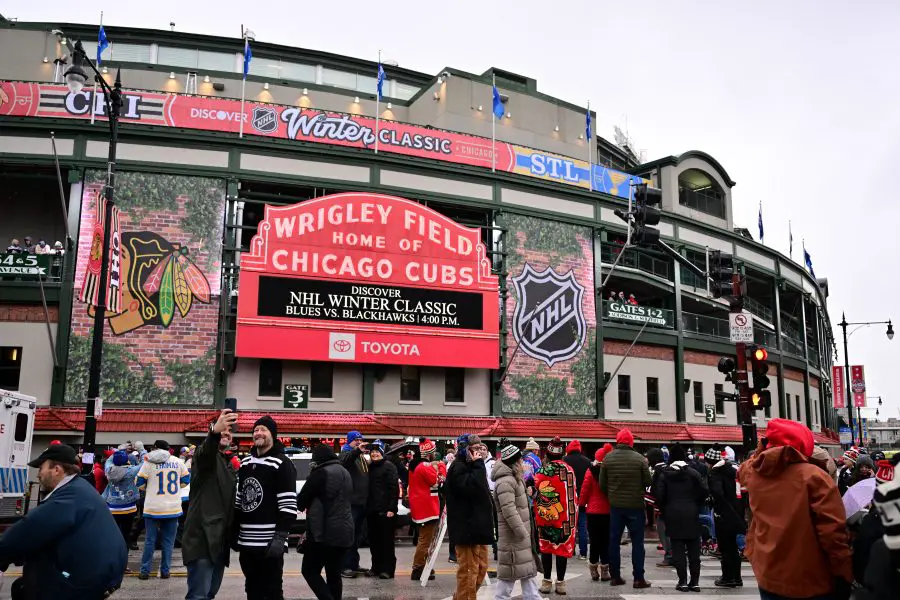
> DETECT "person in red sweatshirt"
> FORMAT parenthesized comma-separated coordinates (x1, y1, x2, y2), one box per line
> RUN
(408, 438, 447, 581)
(93, 454, 109, 494)
(580, 444, 613, 582)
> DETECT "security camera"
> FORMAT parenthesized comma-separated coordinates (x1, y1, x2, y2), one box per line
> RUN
(440, 71, 451, 80)
(51, 29, 64, 36)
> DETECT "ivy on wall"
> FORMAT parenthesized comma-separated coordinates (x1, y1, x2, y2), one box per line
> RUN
(505, 212, 583, 269)
(571, 329, 597, 409)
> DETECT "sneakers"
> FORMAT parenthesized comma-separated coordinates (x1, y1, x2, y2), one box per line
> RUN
(448, 557, 457, 563)
(589, 563, 599, 581)
(610, 577, 626, 586)
(576, 554, 587, 561)
(676, 583, 690, 592)
(138, 572, 149, 581)
(554, 580, 567, 595)
(633, 579, 652, 589)
(160, 573, 170, 580)
(377, 572, 393, 579)
(600, 564, 611, 582)
(539, 579, 553, 594)
(341, 569, 358, 579)
(714, 578, 742, 588)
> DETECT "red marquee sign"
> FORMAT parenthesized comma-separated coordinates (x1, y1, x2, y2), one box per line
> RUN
(0, 81, 515, 172)
(236, 193, 499, 368)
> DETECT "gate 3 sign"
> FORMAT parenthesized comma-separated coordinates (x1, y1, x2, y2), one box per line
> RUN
(235, 192, 499, 368)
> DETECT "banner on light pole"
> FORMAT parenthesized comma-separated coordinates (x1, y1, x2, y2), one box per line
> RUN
(850, 365, 866, 408)
(832, 365, 845, 409)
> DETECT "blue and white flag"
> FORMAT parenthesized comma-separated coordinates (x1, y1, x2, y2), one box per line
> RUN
(97, 25, 109, 65)
(492, 85, 505, 120)
(242, 40, 252, 80)
(585, 108, 592, 141)
(803, 243, 816, 279)
(377, 63, 386, 101)
(758, 201, 764, 243)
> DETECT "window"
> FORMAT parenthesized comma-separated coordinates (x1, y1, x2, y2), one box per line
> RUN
(786, 394, 792, 419)
(0, 347, 22, 391)
(445, 368, 465, 404)
(321, 68, 357, 89)
(310, 362, 333, 399)
(646, 377, 659, 411)
(198, 50, 236, 72)
(258, 359, 282, 397)
(356, 74, 378, 94)
(249, 57, 283, 78)
(112, 43, 152, 63)
(157, 46, 199, 69)
(618, 374, 631, 410)
(14, 413, 28, 443)
(693, 381, 704, 414)
(678, 169, 726, 218)
(281, 61, 316, 83)
(400, 366, 420, 402)
(796, 395, 802, 423)
(714, 383, 725, 415)
(394, 82, 420, 101)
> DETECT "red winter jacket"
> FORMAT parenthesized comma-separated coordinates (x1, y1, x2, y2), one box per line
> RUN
(579, 466, 610, 515)
(93, 463, 108, 494)
(408, 460, 446, 524)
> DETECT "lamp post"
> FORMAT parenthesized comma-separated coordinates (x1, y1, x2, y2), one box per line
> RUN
(64, 40, 123, 473)
(838, 314, 893, 447)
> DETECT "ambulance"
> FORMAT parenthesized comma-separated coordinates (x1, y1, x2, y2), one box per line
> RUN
(0, 389, 36, 525)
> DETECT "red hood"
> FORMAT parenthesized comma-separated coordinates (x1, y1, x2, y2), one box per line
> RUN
(748, 445, 810, 477)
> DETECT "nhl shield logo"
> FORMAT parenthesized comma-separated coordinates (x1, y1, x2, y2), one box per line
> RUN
(251, 106, 278, 133)
(511, 263, 586, 367)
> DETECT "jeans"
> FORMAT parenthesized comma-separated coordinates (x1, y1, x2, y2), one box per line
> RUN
(455, 544, 488, 600)
(609, 507, 646, 580)
(576, 510, 588, 557)
(302, 543, 346, 600)
(343, 504, 367, 571)
(657, 515, 672, 561)
(494, 577, 541, 600)
(699, 510, 716, 539)
(541, 553, 567, 581)
(587, 513, 610, 565)
(141, 517, 178, 576)
(671, 538, 701, 586)
(185, 553, 227, 600)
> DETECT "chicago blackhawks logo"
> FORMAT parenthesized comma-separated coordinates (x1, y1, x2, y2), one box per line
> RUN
(241, 477, 264, 512)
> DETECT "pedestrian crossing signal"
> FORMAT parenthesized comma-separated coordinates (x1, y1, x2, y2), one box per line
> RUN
(751, 390, 772, 409)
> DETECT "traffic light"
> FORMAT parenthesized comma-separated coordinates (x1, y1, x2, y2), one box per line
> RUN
(708, 250, 736, 299)
(717, 356, 736, 382)
(747, 345, 771, 411)
(632, 183, 662, 247)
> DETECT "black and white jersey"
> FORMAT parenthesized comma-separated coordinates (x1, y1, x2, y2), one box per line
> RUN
(234, 441, 297, 550)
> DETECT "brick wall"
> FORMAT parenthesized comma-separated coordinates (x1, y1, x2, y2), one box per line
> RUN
(67, 178, 224, 403)
(605, 341, 674, 360)
(0, 304, 58, 323)
(684, 349, 722, 367)
(810, 375, 820, 390)
(784, 367, 806, 382)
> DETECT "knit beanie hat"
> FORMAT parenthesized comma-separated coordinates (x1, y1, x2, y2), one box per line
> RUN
(856, 455, 876, 473)
(370, 440, 386, 455)
(346, 430, 364, 444)
(843, 449, 860, 465)
(546, 436, 565, 458)
(602, 443, 614, 455)
(566, 440, 582, 454)
(646, 448, 664, 466)
(112, 450, 129, 466)
(525, 437, 540, 452)
(810, 445, 837, 480)
(594, 448, 607, 462)
(723, 446, 736, 462)
(616, 428, 635, 447)
(253, 416, 278, 439)
(876, 460, 895, 485)
(500, 444, 522, 465)
(705, 448, 722, 463)
(419, 438, 437, 458)
(765, 418, 814, 457)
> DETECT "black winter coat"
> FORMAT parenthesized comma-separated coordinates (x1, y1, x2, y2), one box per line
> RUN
(298, 456, 354, 548)
(339, 446, 370, 506)
(856, 538, 900, 600)
(656, 462, 708, 540)
(563, 452, 592, 500)
(445, 457, 494, 546)
(367, 458, 399, 515)
(708, 461, 745, 534)
(183, 431, 236, 565)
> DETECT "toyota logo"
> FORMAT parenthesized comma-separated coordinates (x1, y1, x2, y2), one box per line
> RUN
(333, 339, 352, 353)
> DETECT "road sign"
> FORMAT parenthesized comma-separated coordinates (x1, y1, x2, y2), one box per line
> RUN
(729, 311, 754, 343)
(839, 426, 852, 444)
(705, 404, 716, 423)
(283, 384, 308, 409)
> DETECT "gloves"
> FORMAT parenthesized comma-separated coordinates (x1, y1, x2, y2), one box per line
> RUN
(265, 532, 288, 559)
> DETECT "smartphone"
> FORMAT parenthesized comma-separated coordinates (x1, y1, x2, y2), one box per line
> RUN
(224, 397, 238, 432)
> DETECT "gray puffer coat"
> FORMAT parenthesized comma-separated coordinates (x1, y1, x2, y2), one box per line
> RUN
(491, 460, 538, 581)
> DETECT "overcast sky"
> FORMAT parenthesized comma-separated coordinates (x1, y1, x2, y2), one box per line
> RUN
(9, 0, 900, 422)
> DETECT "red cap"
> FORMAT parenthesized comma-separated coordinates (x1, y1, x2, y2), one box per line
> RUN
(566, 440, 582, 454)
(616, 428, 634, 447)
(419, 438, 437, 457)
(765, 418, 814, 457)
(603, 443, 615, 454)
(594, 448, 607, 462)
(49, 440, 62, 445)
(876, 460, 895, 484)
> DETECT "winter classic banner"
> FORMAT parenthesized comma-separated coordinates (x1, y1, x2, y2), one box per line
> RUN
(0, 81, 643, 201)
(235, 192, 499, 368)
(832, 365, 845, 409)
(851, 365, 866, 408)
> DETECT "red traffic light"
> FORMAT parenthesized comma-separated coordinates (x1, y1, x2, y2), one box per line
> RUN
(752, 347, 768, 361)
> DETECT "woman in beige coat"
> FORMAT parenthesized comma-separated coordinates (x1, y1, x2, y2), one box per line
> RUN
(492, 444, 541, 600)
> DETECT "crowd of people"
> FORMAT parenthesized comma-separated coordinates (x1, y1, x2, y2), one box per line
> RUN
(607, 290, 639, 305)
(0, 412, 898, 600)
(5, 236, 65, 256)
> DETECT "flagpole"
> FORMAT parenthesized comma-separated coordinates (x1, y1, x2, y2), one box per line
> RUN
(375, 50, 381, 154)
(91, 11, 103, 126)
(789, 220, 793, 260)
(491, 73, 496, 173)
(239, 39, 247, 139)
(587, 100, 592, 191)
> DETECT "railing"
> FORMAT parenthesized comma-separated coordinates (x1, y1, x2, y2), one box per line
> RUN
(682, 312, 730, 339)
(781, 334, 806, 357)
(754, 328, 777, 347)
(808, 345, 821, 368)
(743, 296, 774, 323)
(600, 245, 672, 280)
(0, 252, 66, 283)
(680, 268, 707, 290)
(602, 301, 675, 329)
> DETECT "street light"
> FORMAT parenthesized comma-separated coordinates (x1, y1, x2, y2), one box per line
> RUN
(64, 39, 123, 474)
(839, 314, 893, 447)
